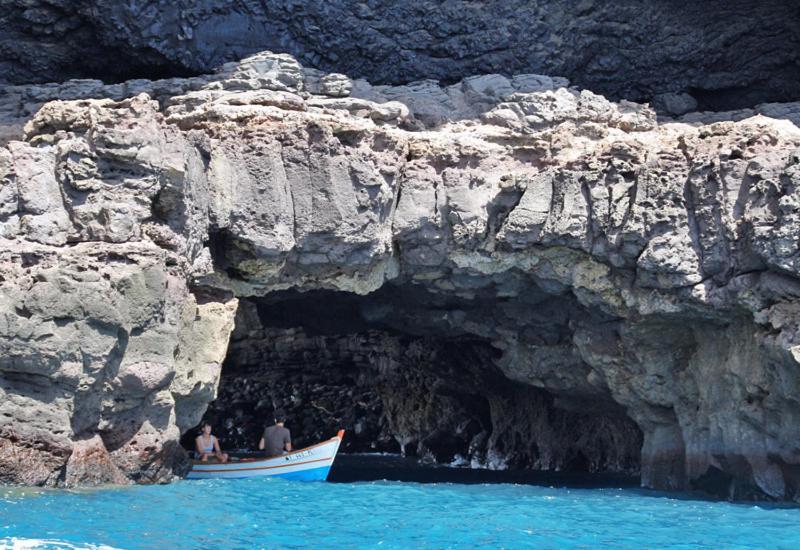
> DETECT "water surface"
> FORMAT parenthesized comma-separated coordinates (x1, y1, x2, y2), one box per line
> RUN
(2, 457, 799, 549)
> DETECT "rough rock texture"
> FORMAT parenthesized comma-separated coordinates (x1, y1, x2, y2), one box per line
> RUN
(2, 52, 800, 500)
(0, 93, 238, 485)
(2, 1, 800, 110)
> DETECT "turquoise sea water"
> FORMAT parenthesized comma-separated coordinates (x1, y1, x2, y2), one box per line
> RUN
(2, 474, 800, 549)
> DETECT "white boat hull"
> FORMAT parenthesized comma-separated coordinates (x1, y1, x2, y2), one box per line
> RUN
(186, 430, 344, 481)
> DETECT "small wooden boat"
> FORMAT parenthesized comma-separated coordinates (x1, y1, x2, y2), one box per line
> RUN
(187, 430, 345, 481)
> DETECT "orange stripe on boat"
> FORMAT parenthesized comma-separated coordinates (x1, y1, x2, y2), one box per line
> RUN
(192, 456, 334, 474)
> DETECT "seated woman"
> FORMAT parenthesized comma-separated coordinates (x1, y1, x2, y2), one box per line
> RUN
(195, 423, 229, 462)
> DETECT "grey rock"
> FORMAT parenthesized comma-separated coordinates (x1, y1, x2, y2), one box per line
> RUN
(2, 52, 800, 501)
(303, 70, 353, 98)
(651, 92, 699, 117)
(1, 0, 798, 111)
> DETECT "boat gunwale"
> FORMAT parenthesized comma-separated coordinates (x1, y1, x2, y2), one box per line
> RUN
(188, 456, 336, 474)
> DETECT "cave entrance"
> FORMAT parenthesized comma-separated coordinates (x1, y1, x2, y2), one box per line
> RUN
(187, 284, 643, 477)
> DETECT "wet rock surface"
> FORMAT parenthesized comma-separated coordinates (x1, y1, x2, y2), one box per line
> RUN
(1, 1, 799, 110)
(1, 51, 800, 500)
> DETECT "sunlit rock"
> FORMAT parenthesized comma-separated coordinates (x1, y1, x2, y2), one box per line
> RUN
(1, 51, 800, 501)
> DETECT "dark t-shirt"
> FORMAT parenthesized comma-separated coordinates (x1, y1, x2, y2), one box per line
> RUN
(262, 425, 291, 457)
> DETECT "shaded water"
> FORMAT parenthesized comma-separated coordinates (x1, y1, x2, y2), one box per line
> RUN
(1, 456, 799, 549)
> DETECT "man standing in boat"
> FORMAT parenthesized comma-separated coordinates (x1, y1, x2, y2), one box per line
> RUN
(259, 410, 292, 457)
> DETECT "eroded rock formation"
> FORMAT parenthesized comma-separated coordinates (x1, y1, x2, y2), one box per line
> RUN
(1, 51, 800, 500)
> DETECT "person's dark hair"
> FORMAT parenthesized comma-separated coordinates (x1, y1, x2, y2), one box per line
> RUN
(274, 410, 287, 423)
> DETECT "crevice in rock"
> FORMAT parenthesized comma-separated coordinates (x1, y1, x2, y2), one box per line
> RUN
(680, 147, 706, 277)
(689, 78, 800, 113)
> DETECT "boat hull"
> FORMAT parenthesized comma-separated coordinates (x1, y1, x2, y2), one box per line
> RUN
(186, 430, 344, 481)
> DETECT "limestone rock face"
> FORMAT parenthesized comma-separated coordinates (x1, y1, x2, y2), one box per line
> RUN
(2, 51, 800, 499)
(0, 93, 237, 486)
(1, 1, 799, 111)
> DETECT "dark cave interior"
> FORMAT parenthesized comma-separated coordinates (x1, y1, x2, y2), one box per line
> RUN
(183, 285, 643, 476)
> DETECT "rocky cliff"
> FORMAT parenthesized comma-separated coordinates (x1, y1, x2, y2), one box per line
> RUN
(2, 50, 800, 500)
(2, 1, 799, 111)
